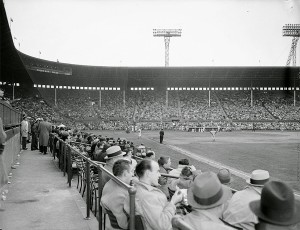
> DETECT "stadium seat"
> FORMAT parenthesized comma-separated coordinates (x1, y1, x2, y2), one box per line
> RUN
(171, 216, 194, 230)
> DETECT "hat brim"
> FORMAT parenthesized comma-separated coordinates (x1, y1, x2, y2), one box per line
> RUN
(249, 200, 300, 226)
(246, 179, 267, 187)
(187, 184, 232, 209)
(104, 151, 126, 160)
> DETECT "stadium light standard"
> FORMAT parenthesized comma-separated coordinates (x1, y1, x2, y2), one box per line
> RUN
(283, 24, 300, 106)
(153, 29, 182, 67)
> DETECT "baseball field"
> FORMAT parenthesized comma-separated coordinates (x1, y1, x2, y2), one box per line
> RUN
(91, 129, 300, 194)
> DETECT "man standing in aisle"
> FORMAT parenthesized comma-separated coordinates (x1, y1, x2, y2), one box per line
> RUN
(159, 128, 164, 144)
(21, 116, 28, 150)
(38, 117, 52, 155)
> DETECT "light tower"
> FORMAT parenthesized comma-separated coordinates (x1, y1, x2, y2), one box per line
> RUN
(153, 29, 182, 66)
(282, 24, 300, 66)
(283, 24, 300, 107)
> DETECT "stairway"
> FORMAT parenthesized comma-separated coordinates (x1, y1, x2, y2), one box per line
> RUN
(213, 92, 229, 119)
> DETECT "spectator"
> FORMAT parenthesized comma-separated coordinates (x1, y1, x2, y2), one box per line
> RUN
(31, 118, 41, 150)
(222, 169, 270, 230)
(169, 158, 190, 177)
(169, 166, 201, 192)
(181, 172, 233, 230)
(158, 156, 172, 198)
(38, 117, 52, 155)
(101, 159, 134, 229)
(21, 116, 29, 150)
(124, 159, 183, 230)
(249, 181, 300, 230)
(217, 168, 232, 185)
(102, 146, 126, 186)
(145, 150, 155, 160)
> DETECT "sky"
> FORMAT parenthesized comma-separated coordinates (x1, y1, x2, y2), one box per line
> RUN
(3, 0, 300, 67)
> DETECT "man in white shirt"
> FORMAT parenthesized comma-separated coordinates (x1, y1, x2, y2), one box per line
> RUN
(21, 116, 28, 150)
(222, 169, 270, 230)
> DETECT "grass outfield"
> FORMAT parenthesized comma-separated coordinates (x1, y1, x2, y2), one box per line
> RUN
(90, 130, 300, 193)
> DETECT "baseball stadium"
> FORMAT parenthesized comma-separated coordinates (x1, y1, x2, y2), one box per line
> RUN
(1, 0, 300, 230)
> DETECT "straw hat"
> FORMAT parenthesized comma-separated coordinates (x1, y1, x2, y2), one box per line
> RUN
(187, 172, 232, 209)
(246, 169, 270, 187)
(104, 146, 125, 160)
(250, 181, 300, 226)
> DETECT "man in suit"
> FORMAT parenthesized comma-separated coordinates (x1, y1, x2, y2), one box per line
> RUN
(101, 159, 134, 229)
(159, 128, 164, 144)
(38, 117, 52, 155)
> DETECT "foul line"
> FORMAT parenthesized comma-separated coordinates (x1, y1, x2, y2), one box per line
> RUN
(167, 144, 251, 180)
(166, 144, 300, 198)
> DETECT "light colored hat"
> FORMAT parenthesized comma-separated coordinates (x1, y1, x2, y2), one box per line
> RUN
(187, 172, 232, 209)
(246, 169, 270, 187)
(217, 168, 232, 185)
(104, 146, 125, 160)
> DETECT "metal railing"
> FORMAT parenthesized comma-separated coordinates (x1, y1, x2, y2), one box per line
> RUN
(0, 101, 21, 129)
(50, 134, 137, 230)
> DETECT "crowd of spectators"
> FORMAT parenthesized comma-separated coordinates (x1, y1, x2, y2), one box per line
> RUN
(51, 126, 300, 230)
(2, 86, 300, 131)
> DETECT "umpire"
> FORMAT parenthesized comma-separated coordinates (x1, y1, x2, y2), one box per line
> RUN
(159, 128, 164, 144)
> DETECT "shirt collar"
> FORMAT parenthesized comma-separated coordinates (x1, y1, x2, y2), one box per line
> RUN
(135, 180, 157, 192)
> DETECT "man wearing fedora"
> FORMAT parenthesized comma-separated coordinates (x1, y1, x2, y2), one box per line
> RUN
(102, 145, 126, 186)
(249, 181, 300, 230)
(181, 172, 233, 230)
(223, 169, 270, 230)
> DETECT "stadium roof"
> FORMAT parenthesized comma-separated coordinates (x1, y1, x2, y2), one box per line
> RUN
(0, 0, 32, 84)
(1, 1, 299, 88)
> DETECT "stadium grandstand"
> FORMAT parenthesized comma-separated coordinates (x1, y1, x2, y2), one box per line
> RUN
(1, 0, 300, 230)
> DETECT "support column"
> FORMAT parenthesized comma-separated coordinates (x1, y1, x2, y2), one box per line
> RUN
(54, 87, 57, 106)
(99, 90, 101, 109)
(251, 88, 253, 107)
(123, 89, 126, 108)
(294, 89, 296, 107)
(12, 83, 15, 101)
(166, 90, 168, 107)
(208, 90, 211, 107)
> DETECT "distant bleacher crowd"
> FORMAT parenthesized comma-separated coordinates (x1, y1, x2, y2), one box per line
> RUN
(1, 85, 300, 131)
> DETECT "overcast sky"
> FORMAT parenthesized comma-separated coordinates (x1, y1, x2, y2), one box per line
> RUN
(4, 0, 300, 67)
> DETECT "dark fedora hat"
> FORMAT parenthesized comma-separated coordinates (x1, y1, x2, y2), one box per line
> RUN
(187, 172, 232, 209)
(249, 181, 300, 226)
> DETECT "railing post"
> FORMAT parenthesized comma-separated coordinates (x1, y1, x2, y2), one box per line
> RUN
(129, 185, 136, 230)
(67, 145, 72, 187)
(59, 140, 62, 170)
(98, 165, 103, 230)
(85, 160, 91, 220)
(63, 142, 67, 176)
(53, 136, 56, 160)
